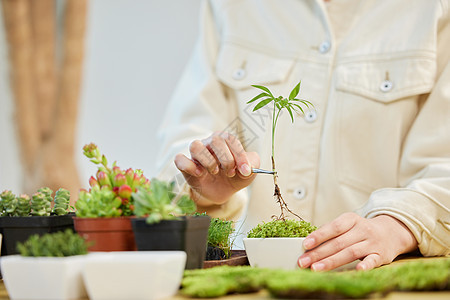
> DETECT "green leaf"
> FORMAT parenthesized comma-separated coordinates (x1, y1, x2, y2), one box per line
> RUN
(291, 103, 305, 115)
(251, 85, 274, 97)
(289, 81, 301, 100)
(276, 102, 282, 110)
(286, 105, 294, 123)
(247, 92, 271, 104)
(293, 99, 313, 109)
(176, 195, 196, 214)
(253, 98, 273, 111)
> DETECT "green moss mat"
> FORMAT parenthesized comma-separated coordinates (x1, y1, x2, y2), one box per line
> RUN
(181, 257, 450, 298)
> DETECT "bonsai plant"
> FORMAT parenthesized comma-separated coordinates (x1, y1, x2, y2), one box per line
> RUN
(0, 229, 89, 300)
(73, 143, 151, 251)
(0, 187, 73, 256)
(243, 82, 317, 269)
(130, 179, 210, 269)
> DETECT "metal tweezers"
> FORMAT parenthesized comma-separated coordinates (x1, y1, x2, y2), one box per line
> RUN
(251, 168, 276, 175)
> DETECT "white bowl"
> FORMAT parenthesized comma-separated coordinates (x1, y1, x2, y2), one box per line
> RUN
(82, 251, 186, 300)
(243, 237, 306, 270)
(0, 255, 87, 300)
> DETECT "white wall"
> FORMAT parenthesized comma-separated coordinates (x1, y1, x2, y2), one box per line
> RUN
(0, 0, 202, 193)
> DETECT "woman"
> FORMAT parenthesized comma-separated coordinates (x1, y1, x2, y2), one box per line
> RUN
(157, 0, 450, 271)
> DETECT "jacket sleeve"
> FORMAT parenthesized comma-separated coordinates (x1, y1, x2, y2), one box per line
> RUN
(358, 10, 450, 256)
(155, 0, 248, 221)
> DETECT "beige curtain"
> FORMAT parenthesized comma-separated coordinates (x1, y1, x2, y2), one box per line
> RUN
(2, 0, 88, 204)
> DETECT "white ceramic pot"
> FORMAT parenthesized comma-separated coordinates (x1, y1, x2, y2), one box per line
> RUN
(82, 251, 186, 300)
(0, 255, 87, 300)
(243, 237, 306, 270)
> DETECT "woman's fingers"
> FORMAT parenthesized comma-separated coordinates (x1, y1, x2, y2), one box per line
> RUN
(298, 213, 417, 272)
(303, 212, 358, 250)
(223, 133, 252, 176)
(199, 132, 254, 177)
(357, 253, 383, 271)
(174, 153, 204, 177)
(189, 139, 219, 175)
(206, 134, 237, 177)
(299, 227, 366, 269)
(308, 241, 370, 271)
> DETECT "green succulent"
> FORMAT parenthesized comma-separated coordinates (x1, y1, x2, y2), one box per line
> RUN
(53, 188, 70, 215)
(75, 187, 122, 218)
(132, 178, 196, 224)
(16, 194, 31, 217)
(0, 187, 70, 217)
(0, 190, 17, 216)
(37, 187, 53, 215)
(31, 192, 50, 216)
(17, 229, 89, 257)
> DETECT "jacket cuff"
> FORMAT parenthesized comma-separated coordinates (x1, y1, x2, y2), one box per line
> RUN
(357, 188, 450, 256)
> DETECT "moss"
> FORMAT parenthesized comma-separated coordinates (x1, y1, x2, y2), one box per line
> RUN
(247, 219, 317, 238)
(182, 266, 268, 298)
(180, 258, 450, 298)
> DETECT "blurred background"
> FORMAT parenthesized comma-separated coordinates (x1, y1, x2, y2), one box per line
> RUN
(0, 0, 202, 200)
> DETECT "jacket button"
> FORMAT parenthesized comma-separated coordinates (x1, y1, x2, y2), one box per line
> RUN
(319, 41, 331, 54)
(232, 68, 246, 80)
(293, 187, 306, 200)
(380, 80, 393, 92)
(305, 110, 317, 123)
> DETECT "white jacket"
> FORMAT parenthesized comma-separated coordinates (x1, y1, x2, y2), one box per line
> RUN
(157, 0, 450, 255)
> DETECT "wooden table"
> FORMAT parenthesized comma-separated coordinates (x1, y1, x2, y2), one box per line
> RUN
(1, 284, 449, 300)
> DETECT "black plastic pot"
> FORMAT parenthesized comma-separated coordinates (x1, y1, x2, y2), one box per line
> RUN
(0, 213, 75, 256)
(131, 215, 211, 269)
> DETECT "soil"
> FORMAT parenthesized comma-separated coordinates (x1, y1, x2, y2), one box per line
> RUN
(205, 245, 227, 261)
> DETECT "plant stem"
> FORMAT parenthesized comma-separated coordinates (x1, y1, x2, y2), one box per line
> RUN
(271, 102, 302, 221)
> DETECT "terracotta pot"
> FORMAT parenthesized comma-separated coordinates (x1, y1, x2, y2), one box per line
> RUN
(203, 250, 249, 269)
(0, 213, 75, 256)
(131, 215, 210, 269)
(73, 216, 136, 251)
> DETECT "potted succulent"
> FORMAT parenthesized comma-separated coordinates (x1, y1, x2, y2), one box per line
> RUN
(0, 229, 89, 300)
(243, 82, 318, 269)
(130, 179, 210, 269)
(74, 143, 151, 251)
(0, 187, 73, 256)
(203, 217, 249, 268)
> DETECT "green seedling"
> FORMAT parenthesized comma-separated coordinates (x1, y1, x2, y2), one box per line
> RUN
(247, 82, 314, 220)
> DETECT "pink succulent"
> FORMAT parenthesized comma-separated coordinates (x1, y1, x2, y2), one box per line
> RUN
(89, 176, 99, 188)
(118, 184, 132, 199)
(114, 173, 127, 187)
(97, 171, 111, 187)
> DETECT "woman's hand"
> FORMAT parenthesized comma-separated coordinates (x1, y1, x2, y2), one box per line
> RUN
(298, 212, 418, 271)
(174, 132, 260, 206)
